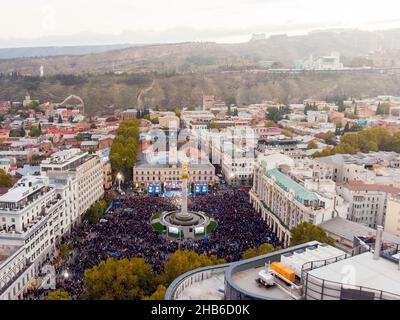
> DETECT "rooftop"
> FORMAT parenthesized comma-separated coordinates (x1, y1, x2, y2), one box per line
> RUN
(337, 181, 400, 194)
(266, 168, 319, 205)
(176, 273, 225, 300)
(320, 216, 400, 244)
(231, 265, 294, 300)
(308, 251, 400, 297)
(0, 176, 49, 204)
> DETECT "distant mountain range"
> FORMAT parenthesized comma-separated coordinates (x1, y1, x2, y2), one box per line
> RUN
(0, 44, 138, 60)
(1, 28, 400, 116)
(1, 28, 400, 75)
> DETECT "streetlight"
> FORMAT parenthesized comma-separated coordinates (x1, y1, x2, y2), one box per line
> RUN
(63, 270, 69, 280)
(116, 172, 123, 192)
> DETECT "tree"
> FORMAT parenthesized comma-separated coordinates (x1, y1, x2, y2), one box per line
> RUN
(242, 243, 282, 260)
(9, 129, 24, 138)
(282, 129, 293, 138)
(83, 258, 154, 300)
(58, 243, 72, 260)
(209, 121, 220, 131)
(110, 119, 140, 180)
(163, 250, 225, 284)
(266, 107, 285, 123)
(375, 102, 390, 116)
(83, 199, 109, 224)
(315, 131, 336, 145)
(336, 98, 345, 112)
(142, 285, 166, 300)
(226, 96, 237, 107)
(30, 100, 40, 109)
(75, 133, 85, 141)
(290, 222, 335, 246)
(0, 170, 13, 188)
(47, 290, 72, 300)
(29, 127, 43, 137)
(265, 120, 277, 127)
(304, 103, 318, 115)
(174, 108, 182, 117)
(186, 104, 196, 111)
(307, 141, 318, 149)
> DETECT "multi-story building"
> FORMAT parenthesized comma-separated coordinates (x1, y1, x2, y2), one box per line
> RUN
(121, 109, 138, 121)
(221, 143, 255, 186)
(337, 182, 400, 229)
(250, 154, 348, 246)
(133, 153, 216, 194)
(0, 244, 35, 300)
(0, 176, 65, 265)
(301, 52, 344, 70)
(0, 176, 65, 299)
(256, 139, 306, 160)
(181, 111, 215, 129)
(203, 96, 215, 110)
(40, 149, 104, 218)
(384, 196, 400, 236)
(316, 152, 400, 187)
(307, 111, 328, 124)
(0, 149, 105, 300)
(159, 115, 180, 129)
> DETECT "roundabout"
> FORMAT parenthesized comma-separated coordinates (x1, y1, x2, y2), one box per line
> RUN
(152, 210, 216, 239)
(151, 162, 217, 239)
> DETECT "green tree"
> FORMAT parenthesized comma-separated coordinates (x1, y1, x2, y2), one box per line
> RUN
(226, 96, 237, 107)
(83, 199, 109, 224)
(266, 107, 285, 122)
(47, 290, 72, 300)
(163, 250, 225, 284)
(336, 98, 345, 112)
(174, 108, 182, 117)
(307, 141, 318, 149)
(110, 119, 140, 180)
(142, 285, 166, 300)
(0, 170, 13, 188)
(210, 120, 220, 131)
(29, 127, 43, 137)
(376, 102, 390, 116)
(304, 103, 318, 115)
(242, 243, 282, 260)
(58, 243, 72, 260)
(83, 258, 154, 300)
(265, 120, 277, 127)
(290, 222, 335, 246)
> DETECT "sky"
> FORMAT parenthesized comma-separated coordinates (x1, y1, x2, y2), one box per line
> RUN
(1, 0, 400, 47)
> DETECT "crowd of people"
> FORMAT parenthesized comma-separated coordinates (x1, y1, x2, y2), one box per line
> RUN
(54, 188, 282, 299)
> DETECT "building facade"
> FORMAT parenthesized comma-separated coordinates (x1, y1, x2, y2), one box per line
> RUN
(250, 154, 347, 247)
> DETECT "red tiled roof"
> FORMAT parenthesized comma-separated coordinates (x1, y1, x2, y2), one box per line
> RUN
(338, 181, 400, 194)
(47, 128, 77, 135)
